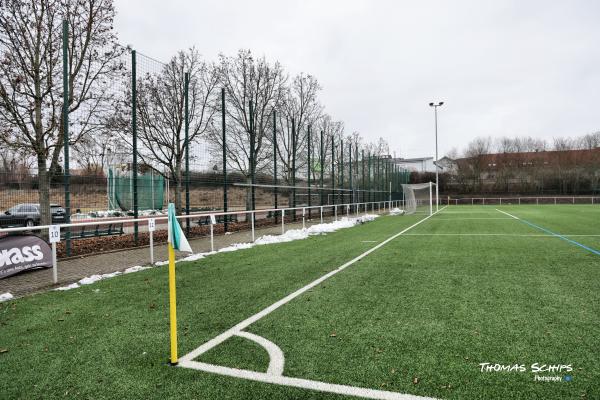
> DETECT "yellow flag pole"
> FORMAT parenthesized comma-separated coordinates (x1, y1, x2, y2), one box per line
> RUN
(168, 242, 178, 365)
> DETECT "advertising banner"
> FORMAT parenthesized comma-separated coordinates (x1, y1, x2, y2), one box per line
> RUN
(0, 235, 52, 279)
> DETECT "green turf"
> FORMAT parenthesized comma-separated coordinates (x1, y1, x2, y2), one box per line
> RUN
(1, 206, 599, 399)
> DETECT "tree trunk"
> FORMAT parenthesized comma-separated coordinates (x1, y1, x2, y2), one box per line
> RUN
(245, 175, 252, 211)
(37, 154, 52, 227)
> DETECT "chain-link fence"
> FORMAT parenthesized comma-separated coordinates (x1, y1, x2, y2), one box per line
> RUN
(0, 20, 410, 259)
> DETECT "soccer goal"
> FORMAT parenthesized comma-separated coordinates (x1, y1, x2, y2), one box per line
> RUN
(401, 182, 437, 215)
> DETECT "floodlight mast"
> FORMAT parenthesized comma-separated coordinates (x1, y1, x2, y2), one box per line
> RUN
(429, 101, 444, 211)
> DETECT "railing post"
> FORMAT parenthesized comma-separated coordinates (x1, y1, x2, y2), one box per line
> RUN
(320, 206, 323, 223)
(251, 212, 255, 242)
(281, 209, 285, 234)
(302, 208, 306, 229)
(148, 218, 155, 264)
(210, 215, 215, 252)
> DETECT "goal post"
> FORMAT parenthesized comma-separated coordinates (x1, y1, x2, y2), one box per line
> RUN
(401, 182, 437, 215)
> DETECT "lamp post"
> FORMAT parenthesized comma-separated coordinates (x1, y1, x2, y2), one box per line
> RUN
(429, 101, 443, 211)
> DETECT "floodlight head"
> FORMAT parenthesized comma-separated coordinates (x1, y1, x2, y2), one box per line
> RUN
(439, 101, 444, 106)
(429, 102, 434, 107)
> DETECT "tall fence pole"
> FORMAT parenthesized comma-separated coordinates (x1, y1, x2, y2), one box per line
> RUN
(348, 141, 352, 207)
(331, 135, 335, 205)
(291, 117, 296, 221)
(131, 49, 139, 244)
(249, 100, 256, 211)
(355, 143, 359, 205)
(184, 72, 190, 234)
(362, 149, 365, 204)
(273, 111, 278, 221)
(62, 20, 71, 256)
(340, 138, 344, 204)
(222, 88, 228, 232)
(307, 125, 311, 219)
(387, 160, 391, 205)
(320, 130, 324, 206)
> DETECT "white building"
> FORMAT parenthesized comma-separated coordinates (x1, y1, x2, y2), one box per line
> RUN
(391, 157, 436, 173)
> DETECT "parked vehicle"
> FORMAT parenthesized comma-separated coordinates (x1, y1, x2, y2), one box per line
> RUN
(0, 204, 67, 228)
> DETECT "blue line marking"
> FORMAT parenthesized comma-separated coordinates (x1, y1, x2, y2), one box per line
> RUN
(517, 218, 600, 256)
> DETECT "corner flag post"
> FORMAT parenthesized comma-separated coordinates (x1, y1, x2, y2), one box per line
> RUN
(168, 241, 178, 365)
(167, 203, 193, 365)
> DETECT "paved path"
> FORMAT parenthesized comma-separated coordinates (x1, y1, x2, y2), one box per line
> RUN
(0, 215, 348, 298)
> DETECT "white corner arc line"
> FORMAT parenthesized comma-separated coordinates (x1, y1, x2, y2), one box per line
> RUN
(234, 331, 285, 376)
(179, 207, 446, 364)
(179, 360, 437, 400)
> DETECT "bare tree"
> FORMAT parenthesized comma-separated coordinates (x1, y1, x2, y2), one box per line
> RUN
(0, 0, 123, 224)
(275, 73, 322, 183)
(208, 50, 287, 210)
(116, 48, 218, 212)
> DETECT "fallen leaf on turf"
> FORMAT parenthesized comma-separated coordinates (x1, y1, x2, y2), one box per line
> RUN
(412, 377, 420, 384)
(329, 332, 336, 337)
(0, 348, 7, 353)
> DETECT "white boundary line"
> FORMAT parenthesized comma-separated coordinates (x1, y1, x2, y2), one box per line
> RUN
(405, 233, 600, 237)
(178, 207, 447, 400)
(432, 217, 513, 220)
(495, 209, 520, 219)
(181, 360, 434, 400)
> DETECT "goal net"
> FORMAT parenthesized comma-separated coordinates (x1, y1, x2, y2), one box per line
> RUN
(401, 183, 437, 215)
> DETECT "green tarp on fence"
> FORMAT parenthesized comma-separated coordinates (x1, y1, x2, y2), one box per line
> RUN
(108, 169, 164, 211)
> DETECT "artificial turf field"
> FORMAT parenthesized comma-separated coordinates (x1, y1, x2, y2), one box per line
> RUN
(1, 205, 599, 399)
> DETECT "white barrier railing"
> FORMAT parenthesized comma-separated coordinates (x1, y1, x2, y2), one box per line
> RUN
(446, 196, 600, 206)
(0, 200, 402, 285)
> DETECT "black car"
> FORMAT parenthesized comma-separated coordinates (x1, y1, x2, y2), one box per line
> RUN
(0, 203, 67, 228)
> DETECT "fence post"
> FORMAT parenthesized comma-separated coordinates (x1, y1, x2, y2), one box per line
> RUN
(331, 135, 335, 205)
(273, 110, 278, 222)
(249, 100, 256, 211)
(49, 226, 59, 284)
(361, 150, 365, 204)
(131, 49, 139, 245)
(302, 208, 306, 229)
(307, 125, 311, 219)
(367, 153, 371, 203)
(148, 218, 155, 264)
(184, 72, 190, 234)
(222, 88, 228, 232)
(251, 212, 255, 242)
(340, 138, 344, 204)
(291, 117, 296, 221)
(62, 20, 71, 256)
(320, 130, 324, 206)
(210, 222, 214, 252)
(348, 141, 352, 210)
(281, 209, 285, 234)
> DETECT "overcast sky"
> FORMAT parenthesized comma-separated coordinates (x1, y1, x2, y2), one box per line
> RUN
(114, 0, 600, 159)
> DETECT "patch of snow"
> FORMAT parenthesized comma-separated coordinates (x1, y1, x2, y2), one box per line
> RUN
(219, 242, 255, 252)
(389, 208, 405, 216)
(55, 282, 80, 291)
(124, 265, 152, 274)
(78, 275, 103, 285)
(0, 292, 14, 302)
